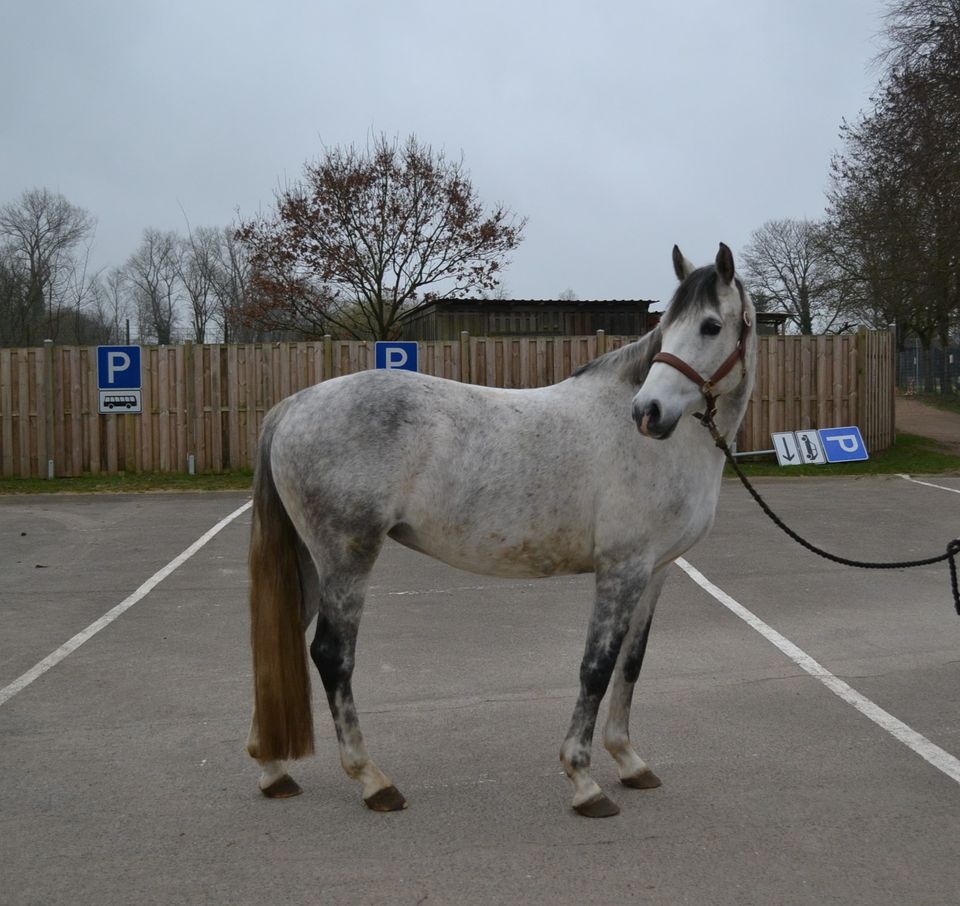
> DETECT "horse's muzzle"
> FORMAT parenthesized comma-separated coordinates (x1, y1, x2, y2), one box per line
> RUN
(632, 400, 678, 439)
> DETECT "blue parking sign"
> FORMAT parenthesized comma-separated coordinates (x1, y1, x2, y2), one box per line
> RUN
(819, 426, 869, 462)
(375, 341, 418, 372)
(97, 346, 142, 389)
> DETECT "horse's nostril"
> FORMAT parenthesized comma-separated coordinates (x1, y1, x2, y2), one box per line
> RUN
(635, 400, 661, 436)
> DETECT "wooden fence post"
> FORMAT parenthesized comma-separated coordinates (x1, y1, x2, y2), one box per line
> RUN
(184, 340, 195, 472)
(596, 329, 607, 356)
(459, 331, 471, 383)
(323, 335, 333, 380)
(43, 339, 55, 478)
(855, 327, 867, 435)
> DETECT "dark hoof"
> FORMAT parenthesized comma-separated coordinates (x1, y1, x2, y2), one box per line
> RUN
(364, 785, 407, 812)
(261, 774, 303, 799)
(573, 793, 620, 818)
(620, 768, 662, 790)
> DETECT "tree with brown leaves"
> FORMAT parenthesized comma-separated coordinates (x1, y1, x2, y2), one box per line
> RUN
(236, 134, 526, 340)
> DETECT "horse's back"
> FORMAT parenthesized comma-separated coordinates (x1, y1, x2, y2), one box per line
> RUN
(267, 369, 603, 577)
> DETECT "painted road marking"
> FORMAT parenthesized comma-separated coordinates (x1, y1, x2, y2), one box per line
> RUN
(897, 474, 960, 495)
(675, 556, 960, 786)
(0, 501, 253, 708)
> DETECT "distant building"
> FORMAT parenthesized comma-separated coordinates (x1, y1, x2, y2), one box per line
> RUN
(401, 298, 657, 341)
(755, 311, 789, 336)
(401, 297, 789, 340)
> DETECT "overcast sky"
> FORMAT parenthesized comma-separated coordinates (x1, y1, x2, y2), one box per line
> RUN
(1, 0, 886, 310)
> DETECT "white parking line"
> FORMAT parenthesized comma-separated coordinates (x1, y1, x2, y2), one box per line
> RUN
(675, 556, 960, 786)
(897, 474, 960, 495)
(0, 500, 252, 708)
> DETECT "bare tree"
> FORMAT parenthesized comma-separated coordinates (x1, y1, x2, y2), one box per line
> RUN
(125, 229, 181, 344)
(61, 237, 103, 344)
(177, 226, 221, 342)
(91, 267, 132, 344)
(741, 219, 852, 334)
(877, 0, 960, 75)
(0, 188, 95, 343)
(0, 249, 29, 346)
(210, 227, 257, 342)
(826, 1, 960, 389)
(237, 133, 526, 339)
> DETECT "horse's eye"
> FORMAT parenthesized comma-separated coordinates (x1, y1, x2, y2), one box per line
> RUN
(700, 319, 722, 337)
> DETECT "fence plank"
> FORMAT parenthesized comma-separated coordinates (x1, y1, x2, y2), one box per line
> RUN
(87, 349, 100, 474)
(245, 345, 257, 470)
(227, 345, 240, 469)
(68, 346, 82, 475)
(158, 347, 170, 471)
(0, 349, 12, 476)
(210, 344, 223, 473)
(18, 350, 31, 477)
(194, 344, 206, 471)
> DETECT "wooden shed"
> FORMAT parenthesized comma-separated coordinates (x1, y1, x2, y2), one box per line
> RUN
(401, 298, 657, 341)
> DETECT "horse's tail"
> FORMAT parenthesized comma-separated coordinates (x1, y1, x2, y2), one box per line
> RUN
(248, 405, 315, 762)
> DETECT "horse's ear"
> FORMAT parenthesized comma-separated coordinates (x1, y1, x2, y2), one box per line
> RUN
(716, 242, 735, 284)
(672, 245, 695, 281)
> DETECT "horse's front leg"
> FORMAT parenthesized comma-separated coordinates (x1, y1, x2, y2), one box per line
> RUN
(603, 568, 667, 790)
(561, 557, 650, 817)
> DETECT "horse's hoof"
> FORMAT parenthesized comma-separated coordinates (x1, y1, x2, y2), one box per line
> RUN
(620, 768, 662, 790)
(364, 785, 407, 812)
(573, 793, 620, 818)
(261, 774, 303, 799)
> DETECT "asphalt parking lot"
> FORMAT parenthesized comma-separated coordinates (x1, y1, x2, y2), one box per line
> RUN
(2, 475, 959, 905)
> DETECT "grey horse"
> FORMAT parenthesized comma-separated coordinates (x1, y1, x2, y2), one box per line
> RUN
(246, 243, 756, 817)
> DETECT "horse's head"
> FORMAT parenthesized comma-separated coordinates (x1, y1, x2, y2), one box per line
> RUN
(633, 243, 755, 439)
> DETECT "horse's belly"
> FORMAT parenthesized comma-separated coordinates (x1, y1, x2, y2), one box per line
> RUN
(388, 523, 594, 579)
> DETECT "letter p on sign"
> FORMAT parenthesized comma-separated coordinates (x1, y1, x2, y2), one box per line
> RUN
(374, 341, 419, 372)
(107, 351, 130, 384)
(97, 345, 142, 390)
(387, 348, 408, 368)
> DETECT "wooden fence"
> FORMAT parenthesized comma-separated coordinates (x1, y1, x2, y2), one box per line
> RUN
(0, 330, 895, 478)
(738, 329, 895, 456)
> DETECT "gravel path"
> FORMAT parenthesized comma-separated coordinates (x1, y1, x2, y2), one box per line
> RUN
(896, 396, 960, 453)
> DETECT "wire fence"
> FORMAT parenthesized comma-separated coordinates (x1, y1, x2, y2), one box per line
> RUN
(898, 344, 960, 395)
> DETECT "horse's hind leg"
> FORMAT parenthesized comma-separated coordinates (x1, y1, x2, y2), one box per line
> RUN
(560, 557, 651, 818)
(247, 709, 300, 797)
(310, 570, 406, 812)
(603, 568, 667, 790)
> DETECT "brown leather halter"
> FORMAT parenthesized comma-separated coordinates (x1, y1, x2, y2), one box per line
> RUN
(651, 300, 752, 423)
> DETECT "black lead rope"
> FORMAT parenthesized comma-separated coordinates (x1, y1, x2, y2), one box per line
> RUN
(697, 414, 960, 616)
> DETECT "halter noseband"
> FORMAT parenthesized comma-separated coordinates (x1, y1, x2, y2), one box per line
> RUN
(651, 300, 752, 423)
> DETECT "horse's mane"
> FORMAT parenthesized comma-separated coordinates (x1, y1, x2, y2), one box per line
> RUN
(571, 325, 663, 386)
(661, 267, 720, 327)
(661, 265, 748, 328)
